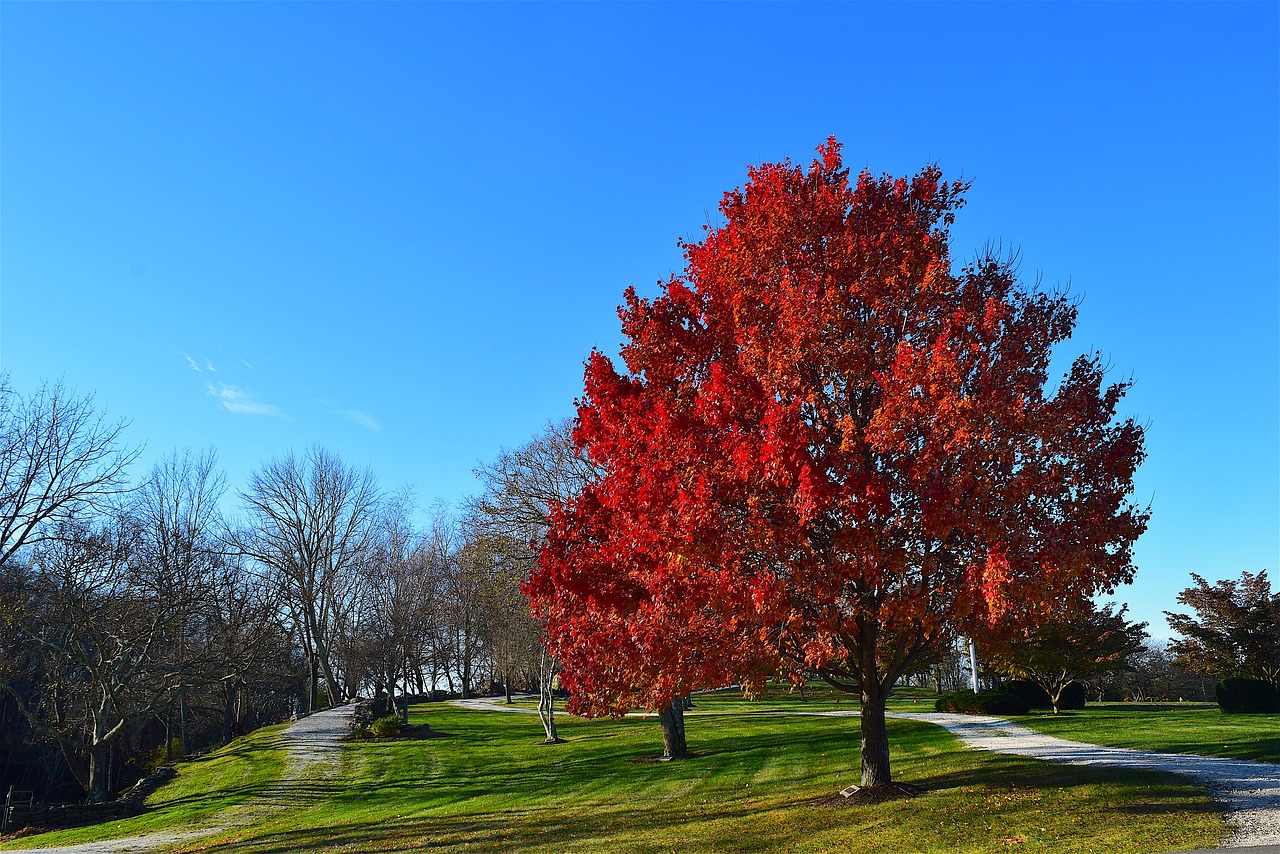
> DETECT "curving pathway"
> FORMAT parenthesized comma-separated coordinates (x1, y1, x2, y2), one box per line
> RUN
(2, 703, 356, 854)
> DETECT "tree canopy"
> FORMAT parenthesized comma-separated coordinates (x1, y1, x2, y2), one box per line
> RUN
(529, 138, 1148, 788)
(1166, 570, 1279, 685)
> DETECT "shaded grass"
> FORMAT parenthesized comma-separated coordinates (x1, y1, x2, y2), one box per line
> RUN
(177, 703, 1220, 853)
(0, 723, 289, 850)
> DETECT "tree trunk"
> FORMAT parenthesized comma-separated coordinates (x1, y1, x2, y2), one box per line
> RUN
(87, 742, 109, 804)
(504, 670, 513, 705)
(859, 683, 892, 788)
(658, 701, 688, 760)
(537, 650, 559, 744)
(222, 679, 238, 744)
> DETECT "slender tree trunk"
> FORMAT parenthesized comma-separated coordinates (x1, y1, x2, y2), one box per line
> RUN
(165, 706, 174, 761)
(504, 670, 513, 704)
(537, 650, 559, 743)
(222, 679, 238, 744)
(859, 683, 892, 788)
(179, 693, 190, 754)
(658, 701, 688, 760)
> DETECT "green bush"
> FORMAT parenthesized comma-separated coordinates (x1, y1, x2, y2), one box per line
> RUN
(1002, 679, 1086, 711)
(369, 714, 402, 738)
(1055, 681, 1087, 710)
(935, 689, 1030, 716)
(1216, 678, 1279, 714)
(144, 738, 186, 772)
(1004, 680, 1052, 709)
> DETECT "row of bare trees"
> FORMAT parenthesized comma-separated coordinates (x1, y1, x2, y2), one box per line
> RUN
(0, 376, 589, 802)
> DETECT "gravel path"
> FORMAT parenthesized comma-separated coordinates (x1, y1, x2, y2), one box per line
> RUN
(2, 703, 355, 854)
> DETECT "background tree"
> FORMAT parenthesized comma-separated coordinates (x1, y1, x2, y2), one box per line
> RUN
(530, 139, 1148, 786)
(985, 600, 1148, 713)
(1166, 570, 1279, 686)
(472, 420, 596, 743)
(7, 512, 198, 802)
(0, 376, 138, 567)
(131, 447, 226, 754)
(235, 445, 380, 709)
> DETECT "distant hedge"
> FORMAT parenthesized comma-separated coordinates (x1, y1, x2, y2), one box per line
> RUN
(1003, 679, 1085, 711)
(1216, 678, 1279, 714)
(935, 689, 1030, 716)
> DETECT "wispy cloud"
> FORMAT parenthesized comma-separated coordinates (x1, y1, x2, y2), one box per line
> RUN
(205, 360, 218, 373)
(341, 409, 381, 433)
(182, 353, 202, 372)
(207, 383, 283, 417)
(240, 359, 254, 370)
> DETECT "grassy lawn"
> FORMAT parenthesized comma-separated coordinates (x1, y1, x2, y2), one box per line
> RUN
(1011, 703, 1280, 764)
(4, 698, 1226, 853)
(0, 722, 290, 850)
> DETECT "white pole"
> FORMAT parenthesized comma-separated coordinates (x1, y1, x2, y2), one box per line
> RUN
(968, 638, 979, 693)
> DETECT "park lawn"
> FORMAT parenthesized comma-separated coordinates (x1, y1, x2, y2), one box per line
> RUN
(1011, 703, 1280, 764)
(2, 701, 1219, 854)
(0, 722, 290, 850)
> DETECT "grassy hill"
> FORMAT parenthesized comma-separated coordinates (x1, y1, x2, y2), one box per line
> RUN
(1, 688, 1230, 853)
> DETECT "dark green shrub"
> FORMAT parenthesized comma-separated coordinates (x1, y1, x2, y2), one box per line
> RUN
(1055, 681, 1087, 710)
(369, 714, 401, 738)
(1216, 678, 1279, 714)
(1002, 679, 1086, 711)
(1003, 680, 1052, 709)
(934, 689, 1030, 716)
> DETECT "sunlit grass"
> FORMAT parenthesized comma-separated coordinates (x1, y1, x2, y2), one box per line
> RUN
(3, 698, 1225, 853)
(0, 722, 289, 850)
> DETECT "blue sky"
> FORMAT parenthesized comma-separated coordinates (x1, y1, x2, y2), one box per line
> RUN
(2, 2, 1276, 636)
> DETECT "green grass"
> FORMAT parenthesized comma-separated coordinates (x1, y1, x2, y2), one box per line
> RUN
(3, 699, 1226, 853)
(1011, 703, 1280, 764)
(0, 722, 289, 849)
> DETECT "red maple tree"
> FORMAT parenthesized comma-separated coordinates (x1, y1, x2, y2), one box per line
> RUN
(527, 139, 1148, 786)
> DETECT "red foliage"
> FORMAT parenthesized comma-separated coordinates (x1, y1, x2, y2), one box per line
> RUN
(526, 140, 1147, 777)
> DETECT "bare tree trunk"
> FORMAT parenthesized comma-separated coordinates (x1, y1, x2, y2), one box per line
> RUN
(222, 679, 238, 744)
(537, 649, 560, 744)
(658, 701, 688, 760)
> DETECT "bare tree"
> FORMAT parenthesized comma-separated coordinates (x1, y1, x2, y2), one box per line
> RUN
(234, 446, 380, 709)
(8, 513, 194, 802)
(131, 448, 226, 752)
(471, 420, 596, 742)
(0, 376, 139, 567)
(351, 493, 438, 722)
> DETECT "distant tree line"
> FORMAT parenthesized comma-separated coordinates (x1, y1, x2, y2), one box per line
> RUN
(0, 376, 581, 803)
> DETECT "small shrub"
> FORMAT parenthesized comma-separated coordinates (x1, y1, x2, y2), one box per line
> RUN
(935, 689, 1030, 716)
(369, 714, 401, 738)
(1004, 680, 1052, 709)
(143, 738, 186, 772)
(1216, 678, 1279, 714)
(1055, 681, 1087, 711)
